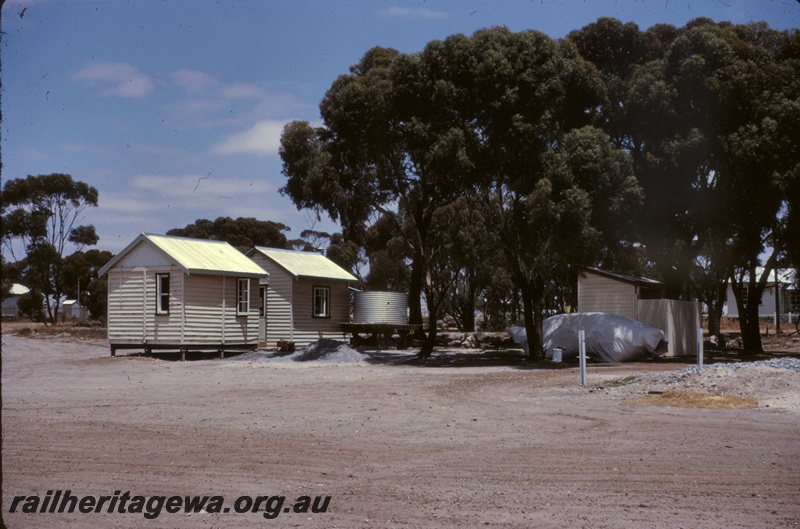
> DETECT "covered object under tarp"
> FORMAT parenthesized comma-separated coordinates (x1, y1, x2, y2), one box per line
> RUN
(509, 312, 668, 362)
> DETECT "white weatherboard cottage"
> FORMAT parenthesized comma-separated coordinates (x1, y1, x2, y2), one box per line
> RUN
(246, 247, 358, 348)
(99, 234, 268, 357)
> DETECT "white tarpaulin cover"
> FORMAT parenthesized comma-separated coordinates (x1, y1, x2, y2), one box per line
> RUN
(509, 313, 668, 362)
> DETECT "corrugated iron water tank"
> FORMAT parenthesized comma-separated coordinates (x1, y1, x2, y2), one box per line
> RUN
(353, 291, 408, 324)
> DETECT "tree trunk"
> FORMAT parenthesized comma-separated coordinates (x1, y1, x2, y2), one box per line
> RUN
(739, 306, 763, 353)
(408, 252, 424, 337)
(706, 305, 722, 341)
(419, 320, 438, 357)
(461, 279, 477, 332)
(732, 277, 763, 354)
(419, 287, 438, 358)
(705, 282, 727, 341)
(519, 280, 544, 359)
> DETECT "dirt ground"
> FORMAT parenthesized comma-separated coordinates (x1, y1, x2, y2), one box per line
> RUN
(2, 328, 799, 529)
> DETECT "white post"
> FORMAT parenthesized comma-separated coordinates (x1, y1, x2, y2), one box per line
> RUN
(697, 328, 704, 368)
(578, 330, 587, 386)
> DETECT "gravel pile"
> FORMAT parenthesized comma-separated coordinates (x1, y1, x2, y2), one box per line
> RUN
(674, 357, 800, 375)
(598, 358, 800, 410)
(228, 339, 368, 363)
(291, 339, 367, 362)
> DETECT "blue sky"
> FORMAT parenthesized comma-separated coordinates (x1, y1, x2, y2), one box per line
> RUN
(3, 0, 798, 255)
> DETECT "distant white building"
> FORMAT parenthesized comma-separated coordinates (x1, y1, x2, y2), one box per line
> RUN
(61, 300, 88, 320)
(724, 268, 798, 319)
(2, 283, 30, 317)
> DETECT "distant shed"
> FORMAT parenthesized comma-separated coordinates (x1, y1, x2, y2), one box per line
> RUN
(246, 247, 357, 348)
(2, 283, 30, 318)
(577, 267, 665, 320)
(99, 233, 268, 357)
(578, 267, 700, 357)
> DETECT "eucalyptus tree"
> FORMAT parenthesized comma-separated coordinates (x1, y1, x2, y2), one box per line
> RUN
(1, 173, 99, 324)
(636, 19, 800, 352)
(437, 28, 641, 357)
(568, 18, 799, 351)
(281, 45, 475, 355)
(714, 22, 800, 351)
(282, 27, 641, 357)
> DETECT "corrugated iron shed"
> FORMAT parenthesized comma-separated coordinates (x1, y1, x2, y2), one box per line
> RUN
(99, 233, 268, 278)
(248, 246, 357, 282)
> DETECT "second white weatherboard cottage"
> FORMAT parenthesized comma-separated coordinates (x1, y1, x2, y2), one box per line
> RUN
(99, 233, 269, 357)
(247, 247, 358, 348)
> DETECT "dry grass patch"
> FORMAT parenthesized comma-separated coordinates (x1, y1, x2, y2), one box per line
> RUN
(8, 321, 107, 340)
(626, 389, 759, 409)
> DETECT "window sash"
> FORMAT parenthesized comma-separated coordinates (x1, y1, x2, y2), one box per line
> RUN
(313, 286, 330, 318)
(237, 278, 250, 315)
(156, 273, 170, 314)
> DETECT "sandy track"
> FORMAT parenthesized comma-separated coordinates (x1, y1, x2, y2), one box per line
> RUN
(2, 334, 799, 528)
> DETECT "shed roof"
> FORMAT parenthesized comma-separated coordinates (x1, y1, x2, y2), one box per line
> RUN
(99, 233, 269, 278)
(583, 267, 663, 288)
(249, 246, 357, 282)
(9, 283, 30, 296)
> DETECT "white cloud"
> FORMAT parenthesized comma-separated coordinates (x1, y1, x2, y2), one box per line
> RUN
(73, 61, 153, 98)
(211, 120, 289, 156)
(88, 171, 333, 253)
(377, 6, 448, 20)
(221, 83, 264, 99)
(60, 141, 112, 155)
(166, 69, 309, 129)
(170, 69, 221, 94)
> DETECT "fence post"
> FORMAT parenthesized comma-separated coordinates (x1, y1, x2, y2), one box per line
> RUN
(697, 328, 704, 368)
(579, 330, 587, 386)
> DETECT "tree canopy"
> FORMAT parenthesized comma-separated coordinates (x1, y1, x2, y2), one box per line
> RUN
(568, 18, 799, 352)
(280, 18, 798, 356)
(281, 26, 642, 356)
(1, 173, 100, 324)
(166, 217, 292, 253)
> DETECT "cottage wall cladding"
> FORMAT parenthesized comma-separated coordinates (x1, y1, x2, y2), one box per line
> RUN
(100, 234, 267, 355)
(247, 247, 357, 348)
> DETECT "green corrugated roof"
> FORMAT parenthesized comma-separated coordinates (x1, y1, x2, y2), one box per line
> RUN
(99, 233, 268, 277)
(250, 246, 357, 282)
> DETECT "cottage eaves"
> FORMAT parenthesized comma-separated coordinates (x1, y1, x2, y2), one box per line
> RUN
(99, 233, 268, 278)
(248, 246, 357, 282)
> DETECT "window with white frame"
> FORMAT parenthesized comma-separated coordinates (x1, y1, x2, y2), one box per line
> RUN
(156, 273, 170, 314)
(237, 278, 250, 315)
(313, 286, 331, 318)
